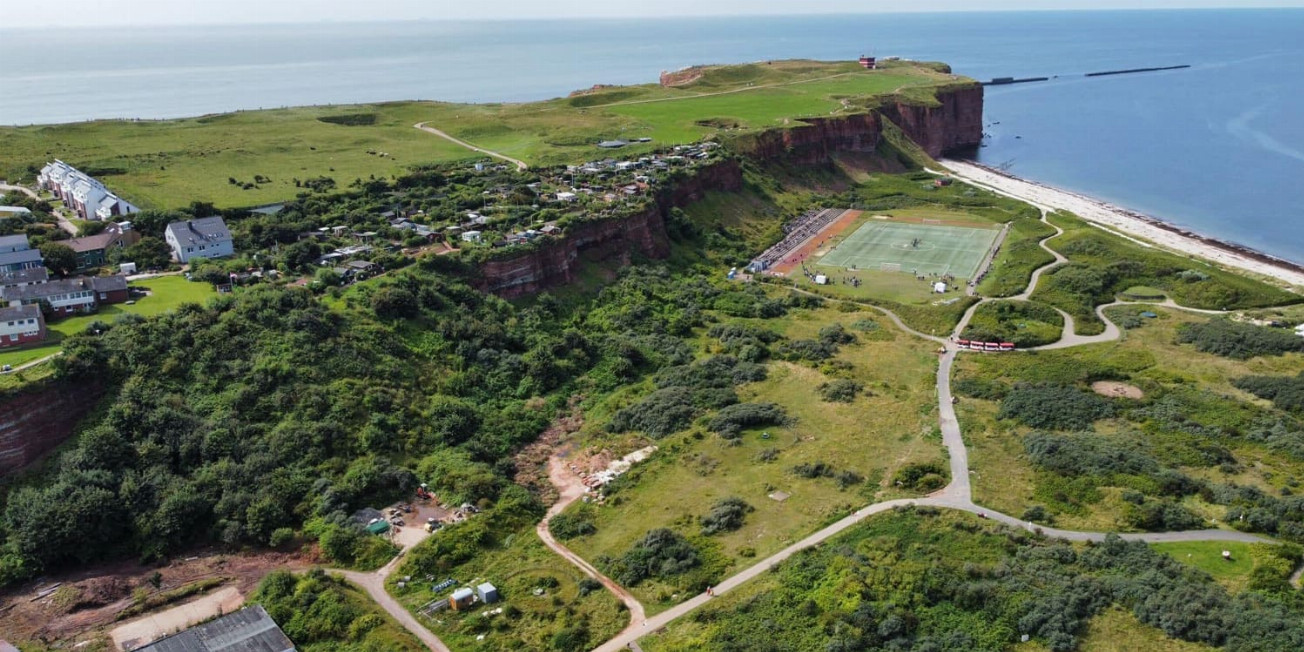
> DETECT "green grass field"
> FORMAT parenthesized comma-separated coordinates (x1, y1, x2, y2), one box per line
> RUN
(817, 220, 999, 278)
(0, 60, 963, 209)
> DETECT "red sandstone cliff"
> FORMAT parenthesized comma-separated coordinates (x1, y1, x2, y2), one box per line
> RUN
(475, 84, 981, 298)
(476, 159, 743, 298)
(0, 380, 105, 477)
(732, 84, 983, 162)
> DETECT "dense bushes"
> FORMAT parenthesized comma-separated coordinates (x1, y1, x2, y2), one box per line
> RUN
(607, 356, 771, 439)
(707, 402, 788, 439)
(549, 510, 597, 540)
(962, 300, 1065, 348)
(666, 510, 1304, 652)
(254, 569, 423, 651)
(998, 383, 1116, 430)
(892, 461, 948, 492)
(817, 378, 862, 402)
(700, 498, 752, 535)
(609, 528, 701, 586)
(1234, 372, 1304, 412)
(1176, 319, 1304, 360)
(776, 323, 857, 362)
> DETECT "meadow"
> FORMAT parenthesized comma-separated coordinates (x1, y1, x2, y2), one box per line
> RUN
(0, 60, 957, 210)
(557, 306, 944, 613)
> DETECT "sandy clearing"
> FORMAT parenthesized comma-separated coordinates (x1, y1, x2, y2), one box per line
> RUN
(1092, 380, 1145, 399)
(110, 586, 244, 651)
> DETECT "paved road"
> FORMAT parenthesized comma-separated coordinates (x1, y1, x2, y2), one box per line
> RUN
(413, 122, 529, 171)
(338, 567, 452, 652)
(584, 173, 1277, 652)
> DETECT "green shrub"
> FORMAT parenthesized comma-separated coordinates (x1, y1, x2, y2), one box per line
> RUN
(998, 383, 1116, 430)
(708, 402, 788, 439)
(1176, 320, 1304, 360)
(610, 529, 700, 586)
(817, 379, 862, 403)
(700, 497, 753, 535)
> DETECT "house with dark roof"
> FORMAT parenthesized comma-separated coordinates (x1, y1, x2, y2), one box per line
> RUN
(1, 275, 128, 317)
(0, 267, 49, 288)
(64, 222, 140, 271)
(129, 605, 295, 652)
(0, 235, 43, 274)
(0, 304, 45, 348)
(165, 217, 234, 264)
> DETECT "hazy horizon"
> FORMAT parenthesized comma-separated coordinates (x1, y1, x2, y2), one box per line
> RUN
(4, 1, 1304, 29)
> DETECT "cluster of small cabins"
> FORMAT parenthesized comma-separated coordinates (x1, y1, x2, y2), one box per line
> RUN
(37, 160, 139, 222)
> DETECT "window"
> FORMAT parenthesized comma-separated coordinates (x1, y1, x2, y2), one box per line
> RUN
(187, 247, 194, 253)
(5, 321, 11, 327)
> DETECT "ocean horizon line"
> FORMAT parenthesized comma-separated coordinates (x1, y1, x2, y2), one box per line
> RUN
(4, 6, 1304, 32)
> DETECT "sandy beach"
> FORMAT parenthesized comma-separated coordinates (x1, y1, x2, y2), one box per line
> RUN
(939, 159, 1304, 290)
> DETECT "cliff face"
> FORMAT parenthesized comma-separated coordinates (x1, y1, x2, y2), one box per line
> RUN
(734, 84, 984, 162)
(879, 85, 984, 158)
(477, 159, 742, 298)
(0, 380, 104, 477)
(475, 84, 982, 298)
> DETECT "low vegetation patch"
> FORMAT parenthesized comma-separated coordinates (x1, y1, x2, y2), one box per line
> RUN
(256, 569, 423, 651)
(645, 509, 1304, 652)
(997, 383, 1117, 430)
(1176, 319, 1304, 360)
(699, 497, 753, 535)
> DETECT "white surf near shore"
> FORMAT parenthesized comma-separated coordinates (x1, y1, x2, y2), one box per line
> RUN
(939, 159, 1304, 290)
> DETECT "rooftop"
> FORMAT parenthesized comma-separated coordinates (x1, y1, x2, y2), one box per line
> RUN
(132, 605, 294, 652)
(166, 217, 232, 247)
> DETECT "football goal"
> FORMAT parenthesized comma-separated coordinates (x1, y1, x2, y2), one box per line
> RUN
(880, 262, 902, 273)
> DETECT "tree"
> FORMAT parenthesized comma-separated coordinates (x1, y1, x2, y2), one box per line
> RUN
(39, 243, 77, 277)
(113, 237, 172, 270)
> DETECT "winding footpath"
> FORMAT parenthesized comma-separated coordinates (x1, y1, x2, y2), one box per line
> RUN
(304, 177, 1273, 652)
(413, 122, 529, 171)
(584, 199, 1276, 652)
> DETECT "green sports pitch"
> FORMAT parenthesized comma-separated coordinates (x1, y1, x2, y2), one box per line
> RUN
(816, 221, 1000, 278)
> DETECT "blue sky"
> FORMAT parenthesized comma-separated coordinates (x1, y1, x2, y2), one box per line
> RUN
(6, 0, 1303, 28)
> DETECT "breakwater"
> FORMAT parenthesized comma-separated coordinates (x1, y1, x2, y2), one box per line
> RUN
(983, 64, 1190, 87)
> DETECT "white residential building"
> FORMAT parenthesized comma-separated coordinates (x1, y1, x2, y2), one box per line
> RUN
(37, 160, 139, 221)
(165, 217, 235, 263)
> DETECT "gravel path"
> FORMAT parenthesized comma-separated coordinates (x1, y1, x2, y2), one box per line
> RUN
(413, 122, 529, 171)
(582, 176, 1278, 652)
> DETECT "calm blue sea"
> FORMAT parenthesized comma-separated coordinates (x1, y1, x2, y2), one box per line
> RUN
(3, 9, 1303, 262)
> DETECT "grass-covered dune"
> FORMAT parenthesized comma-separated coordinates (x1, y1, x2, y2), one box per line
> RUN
(0, 60, 964, 209)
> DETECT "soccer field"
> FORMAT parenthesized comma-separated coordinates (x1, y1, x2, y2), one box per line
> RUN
(816, 221, 1000, 278)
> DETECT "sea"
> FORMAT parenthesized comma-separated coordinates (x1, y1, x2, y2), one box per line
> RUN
(3, 9, 1303, 263)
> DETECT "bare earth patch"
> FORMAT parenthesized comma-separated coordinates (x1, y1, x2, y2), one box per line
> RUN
(1092, 381, 1145, 399)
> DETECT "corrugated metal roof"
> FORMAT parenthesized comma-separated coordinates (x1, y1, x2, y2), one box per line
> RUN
(134, 605, 294, 652)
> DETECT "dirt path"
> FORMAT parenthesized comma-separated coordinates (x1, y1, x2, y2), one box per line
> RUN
(3, 351, 61, 373)
(413, 122, 529, 171)
(336, 566, 451, 652)
(537, 454, 648, 633)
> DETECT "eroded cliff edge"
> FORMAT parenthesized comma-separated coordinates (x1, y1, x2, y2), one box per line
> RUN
(474, 83, 983, 297)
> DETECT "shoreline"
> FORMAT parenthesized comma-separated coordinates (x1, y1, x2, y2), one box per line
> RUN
(939, 159, 1304, 290)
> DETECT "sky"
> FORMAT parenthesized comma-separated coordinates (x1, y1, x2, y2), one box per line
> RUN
(5, 0, 1303, 28)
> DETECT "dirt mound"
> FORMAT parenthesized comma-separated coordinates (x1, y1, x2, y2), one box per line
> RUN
(1091, 381, 1144, 399)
